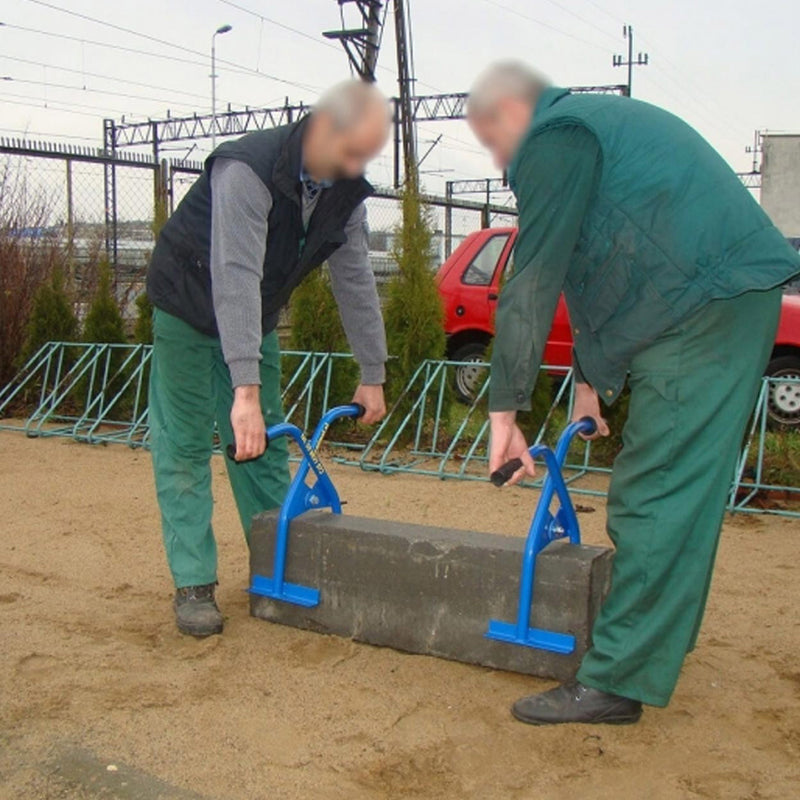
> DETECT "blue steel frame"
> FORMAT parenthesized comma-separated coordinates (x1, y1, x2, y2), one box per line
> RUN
(248, 403, 364, 607)
(486, 417, 596, 654)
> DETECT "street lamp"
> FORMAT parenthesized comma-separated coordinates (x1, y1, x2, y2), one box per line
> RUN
(211, 24, 233, 149)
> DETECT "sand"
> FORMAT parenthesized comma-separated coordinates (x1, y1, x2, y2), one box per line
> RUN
(0, 431, 798, 799)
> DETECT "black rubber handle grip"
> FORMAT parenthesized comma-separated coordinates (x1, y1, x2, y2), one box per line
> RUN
(489, 417, 598, 486)
(226, 432, 270, 463)
(353, 403, 366, 418)
(490, 457, 524, 487)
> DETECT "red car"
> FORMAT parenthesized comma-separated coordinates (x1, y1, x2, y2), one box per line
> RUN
(436, 228, 800, 426)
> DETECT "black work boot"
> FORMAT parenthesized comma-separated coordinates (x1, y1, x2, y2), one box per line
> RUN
(173, 583, 223, 637)
(511, 681, 642, 726)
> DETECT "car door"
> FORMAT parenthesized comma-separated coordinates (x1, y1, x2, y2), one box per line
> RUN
(460, 230, 514, 331)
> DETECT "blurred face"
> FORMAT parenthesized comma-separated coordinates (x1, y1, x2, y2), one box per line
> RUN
(469, 97, 534, 169)
(305, 104, 389, 181)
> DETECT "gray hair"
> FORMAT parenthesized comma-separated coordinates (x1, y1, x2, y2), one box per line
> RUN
(467, 61, 549, 116)
(314, 80, 391, 129)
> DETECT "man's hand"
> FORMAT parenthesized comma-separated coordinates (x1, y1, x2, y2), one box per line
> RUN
(572, 382, 610, 440)
(352, 384, 386, 425)
(489, 410, 536, 486)
(230, 385, 267, 462)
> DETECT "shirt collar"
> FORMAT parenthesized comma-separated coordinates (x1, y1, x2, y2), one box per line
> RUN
(300, 167, 333, 192)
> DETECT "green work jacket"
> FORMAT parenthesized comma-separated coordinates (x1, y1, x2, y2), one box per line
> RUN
(490, 88, 800, 410)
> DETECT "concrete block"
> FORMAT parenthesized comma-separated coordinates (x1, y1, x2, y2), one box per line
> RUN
(249, 511, 613, 680)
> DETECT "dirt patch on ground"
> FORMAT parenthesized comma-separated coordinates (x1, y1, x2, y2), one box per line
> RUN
(0, 432, 798, 799)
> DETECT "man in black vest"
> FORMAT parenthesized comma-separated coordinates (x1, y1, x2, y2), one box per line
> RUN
(146, 80, 391, 637)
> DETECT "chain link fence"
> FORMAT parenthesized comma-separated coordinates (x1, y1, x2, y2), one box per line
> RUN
(0, 139, 161, 324)
(1, 137, 518, 321)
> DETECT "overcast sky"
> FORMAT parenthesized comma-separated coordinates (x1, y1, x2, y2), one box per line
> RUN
(2, 0, 799, 194)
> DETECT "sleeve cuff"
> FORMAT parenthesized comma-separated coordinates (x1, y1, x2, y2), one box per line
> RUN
(488, 387, 531, 413)
(572, 351, 588, 384)
(228, 358, 262, 389)
(358, 362, 386, 385)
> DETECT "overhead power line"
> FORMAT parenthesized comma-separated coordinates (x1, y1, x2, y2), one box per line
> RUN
(0, 92, 137, 119)
(539, 0, 619, 44)
(417, 125, 486, 156)
(22, 0, 323, 93)
(0, 22, 309, 111)
(480, 0, 745, 145)
(0, 126, 98, 142)
(0, 55, 216, 105)
(6, 77, 207, 112)
(0, 125, 90, 140)
(634, 71, 743, 149)
(579, 0, 623, 25)
(477, 0, 610, 52)
(220, 0, 343, 53)
(559, 2, 748, 136)
(636, 36, 745, 133)
(1, 22, 261, 78)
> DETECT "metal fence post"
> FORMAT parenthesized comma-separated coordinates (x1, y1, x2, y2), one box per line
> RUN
(168, 163, 175, 215)
(393, 98, 401, 189)
(155, 159, 169, 231)
(102, 118, 119, 277)
(65, 157, 74, 247)
(481, 178, 490, 229)
(444, 181, 453, 258)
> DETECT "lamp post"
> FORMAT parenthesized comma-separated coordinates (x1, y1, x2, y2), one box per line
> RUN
(211, 24, 233, 149)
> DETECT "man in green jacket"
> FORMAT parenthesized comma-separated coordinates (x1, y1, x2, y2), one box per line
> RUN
(467, 61, 800, 725)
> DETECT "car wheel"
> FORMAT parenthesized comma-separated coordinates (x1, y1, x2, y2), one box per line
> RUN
(451, 342, 489, 403)
(765, 355, 800, 428)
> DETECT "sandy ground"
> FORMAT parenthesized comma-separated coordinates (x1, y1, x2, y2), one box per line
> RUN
(0, 431, 798, 800)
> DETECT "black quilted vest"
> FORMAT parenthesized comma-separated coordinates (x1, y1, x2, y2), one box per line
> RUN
(147, 118, 373, 336)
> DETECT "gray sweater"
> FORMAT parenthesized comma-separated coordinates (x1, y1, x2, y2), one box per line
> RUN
(209, 158, 387, 388)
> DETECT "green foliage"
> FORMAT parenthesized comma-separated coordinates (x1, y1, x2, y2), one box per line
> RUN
(78, 261, 132, 416)
(290, 267, 348, 354)
(754, 429, 800, 488)
(286, 266, 359, 417)
(21, 268, 78, 362)
(132, 292, 154, 411)
(0, 164, 67, 385)
(83, 261, 126, 344)
(384, 185, 446, 402)
(133, 182, 167, 349)
(133, 292, 154, 345)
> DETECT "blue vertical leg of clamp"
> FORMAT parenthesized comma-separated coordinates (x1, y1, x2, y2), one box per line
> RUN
(486, 418, 594, 654)
(249, 404, 362, 608)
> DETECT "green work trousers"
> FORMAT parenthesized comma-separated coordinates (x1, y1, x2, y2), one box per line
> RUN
(148, 309, 290, 589)
(576, 287, 782, 707)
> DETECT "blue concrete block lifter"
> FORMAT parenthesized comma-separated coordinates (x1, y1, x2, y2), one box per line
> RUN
(226, 403, 365, 608)
(486, 416, 597, 655)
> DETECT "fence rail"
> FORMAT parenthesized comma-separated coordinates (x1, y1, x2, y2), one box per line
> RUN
(1, 343, 797, 517)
